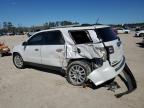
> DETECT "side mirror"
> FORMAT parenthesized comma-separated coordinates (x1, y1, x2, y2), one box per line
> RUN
(22, 42, 28, 46)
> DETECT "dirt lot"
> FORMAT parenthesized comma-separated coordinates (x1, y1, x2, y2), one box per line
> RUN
(0, 33, 144, 108)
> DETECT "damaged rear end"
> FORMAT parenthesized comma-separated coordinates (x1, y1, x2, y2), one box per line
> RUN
(65, 26, 136, 96)
(89, 27, 136, 96)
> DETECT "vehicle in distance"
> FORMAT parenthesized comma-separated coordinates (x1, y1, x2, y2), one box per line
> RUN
(135, 30, 144, 37)
(142, 38, 144, 45)
(117, 28, 130, 34)
(0, 42, 10, 57)
(27, 32, 35, 37)
(12, 25, 129, 86)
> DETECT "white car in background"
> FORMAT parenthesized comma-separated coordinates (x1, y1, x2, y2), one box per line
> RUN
(117, 28, 130, 34)
(135, 30, 144, 37)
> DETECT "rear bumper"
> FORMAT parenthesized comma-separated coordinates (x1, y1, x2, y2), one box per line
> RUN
(87, 56, 125, 86)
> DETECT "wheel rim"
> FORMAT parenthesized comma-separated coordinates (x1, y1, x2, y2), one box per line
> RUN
(14, 55, 23, 68)
(69, 65, 86, 85)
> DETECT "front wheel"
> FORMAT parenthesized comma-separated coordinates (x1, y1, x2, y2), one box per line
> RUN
(66, 61, 91, 86)
(13, 54, 25, 69)
(0, 53, 3, 57)
(139, 33, 144, 37)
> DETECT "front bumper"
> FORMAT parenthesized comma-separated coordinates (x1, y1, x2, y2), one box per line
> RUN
(87, 56, 125, 86)
(142, 38, 144, 44)
(135, 33, 139, 37)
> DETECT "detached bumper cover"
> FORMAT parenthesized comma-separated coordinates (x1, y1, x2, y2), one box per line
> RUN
(87, 56, 125, 86)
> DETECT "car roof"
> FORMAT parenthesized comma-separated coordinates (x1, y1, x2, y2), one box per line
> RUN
(35, 25, 110, 34)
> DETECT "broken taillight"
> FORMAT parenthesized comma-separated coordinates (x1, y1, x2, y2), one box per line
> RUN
(107, 46, 114, 54)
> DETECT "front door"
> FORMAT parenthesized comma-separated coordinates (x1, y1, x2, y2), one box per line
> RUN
(23, 32, 44, 64)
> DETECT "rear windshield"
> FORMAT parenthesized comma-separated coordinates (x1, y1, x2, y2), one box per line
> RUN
(70, 31, 93, 44)
(95, 27, 118, 42)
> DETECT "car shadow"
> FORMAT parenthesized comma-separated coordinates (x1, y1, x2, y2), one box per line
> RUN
(2, 53, 12, 57)
(136, 42, 144, 48)
(26, 64, 137, 98)
(27, 65, 66, 77)
(26, 65, 115, 90)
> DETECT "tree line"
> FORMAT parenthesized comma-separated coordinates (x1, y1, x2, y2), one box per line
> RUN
(0, 21, 144, 35)
(0, 21, 79, 35)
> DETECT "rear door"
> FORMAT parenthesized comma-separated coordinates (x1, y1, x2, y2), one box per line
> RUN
(41, 31, 65, 67)
(95, 27, 124, 66)
(67, 30, 104, 59)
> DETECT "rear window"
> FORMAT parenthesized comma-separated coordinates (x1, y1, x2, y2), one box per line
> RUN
(95, 27, 118, 42)
(70, 31, 92, 44)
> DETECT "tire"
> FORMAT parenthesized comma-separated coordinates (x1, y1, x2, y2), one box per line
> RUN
(13, 53, 25, 69)
(0, 53, 3, 57)
(66, 61, 91, 86)
(139, 33, 144, 37)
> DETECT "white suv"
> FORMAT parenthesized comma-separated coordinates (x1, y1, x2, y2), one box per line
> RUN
(117, 28, 130, 34)
(135, 30, 144, 37)
(13, 25, 126, 86)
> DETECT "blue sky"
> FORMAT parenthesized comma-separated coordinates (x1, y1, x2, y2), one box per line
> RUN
(0, 0, 144, 26)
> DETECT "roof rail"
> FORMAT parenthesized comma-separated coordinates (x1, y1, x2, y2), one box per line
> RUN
(50, 24, 82, 29)
(49, 24, 103, 29)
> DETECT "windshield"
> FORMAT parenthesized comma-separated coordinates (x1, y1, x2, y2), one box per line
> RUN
(95, 27, 118, 42)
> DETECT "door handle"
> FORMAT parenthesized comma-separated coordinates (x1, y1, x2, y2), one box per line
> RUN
(56, 49, 63, 53)
(35, 49, 39, 51)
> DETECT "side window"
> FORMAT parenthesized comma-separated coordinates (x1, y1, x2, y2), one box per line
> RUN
(43, 31, 65, 45)
(28, 33, 44, 45)
(70, 30, 93, 44)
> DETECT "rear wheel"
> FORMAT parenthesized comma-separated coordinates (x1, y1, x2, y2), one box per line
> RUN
(66, 61, 91, 86)
(13, 53, 25, 69)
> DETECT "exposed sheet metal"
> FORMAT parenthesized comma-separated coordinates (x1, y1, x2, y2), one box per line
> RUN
(66, 44, 104, 59)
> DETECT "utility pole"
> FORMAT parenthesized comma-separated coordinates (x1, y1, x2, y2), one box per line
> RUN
(96, 17, 100, 24)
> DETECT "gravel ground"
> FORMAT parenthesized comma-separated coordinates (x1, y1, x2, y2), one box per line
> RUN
(0, 33, 144, 108)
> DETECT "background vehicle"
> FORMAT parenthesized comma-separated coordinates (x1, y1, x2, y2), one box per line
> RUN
(7, 32, 15, 36)
(0, 42, 10, 57)
(135, 30, 144, 37)
(117, 28, 130, 34)
(27, 32, 35, 37)
(142, 38, 144, 45)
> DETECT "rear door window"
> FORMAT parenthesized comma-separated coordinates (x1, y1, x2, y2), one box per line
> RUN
(43, 31, 65, 45)
(70, 30, 93, 44)
(95, 27, 118, 42)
